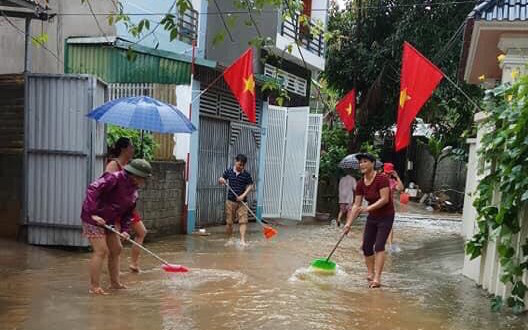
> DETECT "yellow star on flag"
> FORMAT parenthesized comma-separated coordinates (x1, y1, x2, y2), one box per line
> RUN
(346, 103, 353, 115)
(399, 88, 411, 108)
(243, 75, 255, 95)
(511, 69, 520, 81)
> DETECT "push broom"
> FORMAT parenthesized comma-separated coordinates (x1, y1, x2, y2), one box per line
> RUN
(225, 183, 278, 239)
(103, 224, 189, 273)
(310, 231, 347, 274)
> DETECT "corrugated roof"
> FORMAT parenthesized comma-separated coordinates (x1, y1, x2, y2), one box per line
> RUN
(67, 37, 216, 69)
(470, 0, 528, 21)
(65, 37, 216, 84)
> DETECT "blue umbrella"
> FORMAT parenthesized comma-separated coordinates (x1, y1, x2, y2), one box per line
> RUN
(87, 96, 196, 133)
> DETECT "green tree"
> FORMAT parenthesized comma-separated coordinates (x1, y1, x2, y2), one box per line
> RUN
(324, 0, 483, 150)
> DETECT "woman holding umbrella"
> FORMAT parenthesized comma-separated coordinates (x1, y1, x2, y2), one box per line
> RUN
(343, 153, 395, 288)
(106, 137, 147, 273)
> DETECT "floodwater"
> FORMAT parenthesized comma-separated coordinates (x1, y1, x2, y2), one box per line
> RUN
(1, 219, 527, 330)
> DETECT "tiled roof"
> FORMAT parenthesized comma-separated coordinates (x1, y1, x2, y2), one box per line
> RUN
(469, 0, 528, 21)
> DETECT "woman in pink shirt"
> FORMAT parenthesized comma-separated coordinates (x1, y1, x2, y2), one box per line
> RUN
(81, 159, 151, 295)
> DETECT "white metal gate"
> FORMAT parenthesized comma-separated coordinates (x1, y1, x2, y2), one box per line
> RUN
(281, 107, 309, 220)
(303, 114, 323, 216)
(25, 74, 107, 246)
(263, 106, 313, 220)
(262, 106, 287, 217)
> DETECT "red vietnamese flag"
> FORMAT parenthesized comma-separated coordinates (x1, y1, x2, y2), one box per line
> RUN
(395, 42, 444, 151)
(336, 89, 356, 132)
(223, 48, 256, 123)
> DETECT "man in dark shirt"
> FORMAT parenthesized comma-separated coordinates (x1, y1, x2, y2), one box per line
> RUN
(218, 154, 253, 246)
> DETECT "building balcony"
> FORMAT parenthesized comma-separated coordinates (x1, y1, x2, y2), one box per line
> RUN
(177, 7, 199, 44)
(275, 10, 326, 72)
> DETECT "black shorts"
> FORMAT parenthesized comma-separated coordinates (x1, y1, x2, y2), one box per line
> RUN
(362, 215, 395, 256)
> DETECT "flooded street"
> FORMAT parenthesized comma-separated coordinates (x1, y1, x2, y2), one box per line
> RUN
(1, 219, 527, 330)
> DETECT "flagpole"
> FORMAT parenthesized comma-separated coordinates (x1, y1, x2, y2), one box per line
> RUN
(190, 72, 224, 104)
(441, 73, 482, 111)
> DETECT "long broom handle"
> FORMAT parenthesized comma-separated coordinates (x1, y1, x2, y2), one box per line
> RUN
(103, 224, 170, 265)
(225, 182, 265, 227)
(326, 231, 348, 261)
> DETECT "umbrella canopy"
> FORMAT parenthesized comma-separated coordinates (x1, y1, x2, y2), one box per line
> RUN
(87, 96, 196, 133)
(339, 153, 383, 170)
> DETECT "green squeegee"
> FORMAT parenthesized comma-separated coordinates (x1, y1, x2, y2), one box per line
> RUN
(310, 231, 347, 274)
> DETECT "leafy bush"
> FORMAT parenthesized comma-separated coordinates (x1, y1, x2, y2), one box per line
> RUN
(319, 124, 348, 181)
(106, 125, 157, 160)
(465, 75, 528, 313)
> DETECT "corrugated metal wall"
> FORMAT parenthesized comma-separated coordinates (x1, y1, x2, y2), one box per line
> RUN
(108, 83, 177, 161)
(66, 44, 191, 84)
(25, 74, 107, 247)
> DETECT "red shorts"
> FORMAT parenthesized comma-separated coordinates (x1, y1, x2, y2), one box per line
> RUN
(115, 211, 142, 229)
(131, 210, 142, 224)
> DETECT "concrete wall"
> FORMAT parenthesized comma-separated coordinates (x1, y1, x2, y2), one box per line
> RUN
(414, 142, 467, 205)
(204, 1, 278, 69)
(136, 161, 186, 237)
(0, 0, 115, 74)
(116, 0, 207, 58)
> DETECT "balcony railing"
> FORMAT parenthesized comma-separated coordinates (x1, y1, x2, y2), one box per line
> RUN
(177, 7, 198, 43)
(280, 11, 325, 57)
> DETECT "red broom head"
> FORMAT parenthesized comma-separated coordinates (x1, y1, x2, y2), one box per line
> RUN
(161, 264, 189, 273)
(263, 226, 278, 239)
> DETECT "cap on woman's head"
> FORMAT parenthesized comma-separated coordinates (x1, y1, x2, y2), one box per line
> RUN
(355, 153, 376, 163)
(124, 159, 152, 178)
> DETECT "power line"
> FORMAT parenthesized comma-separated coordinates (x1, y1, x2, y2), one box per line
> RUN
(85, 0, 111, 43)
(134, 0, 178, 45)
(21, 1, 478, 17)
(1, 11, 70, 71)
(212, 0, 234, 42)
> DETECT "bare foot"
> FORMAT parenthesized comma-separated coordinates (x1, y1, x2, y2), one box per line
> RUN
(129, 265, 140, 273)
(109, 283, 128, 290)
(369, 276, 381, 288)
(89, 287, 109, 295)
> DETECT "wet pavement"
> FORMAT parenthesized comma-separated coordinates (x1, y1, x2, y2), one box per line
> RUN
(1, 218, 527, 330)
